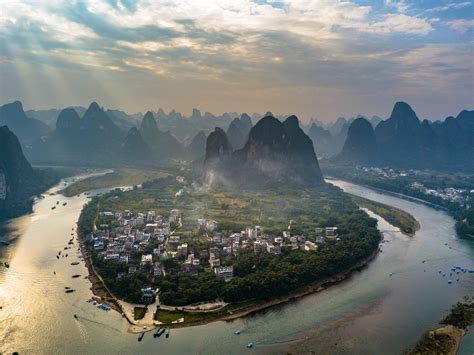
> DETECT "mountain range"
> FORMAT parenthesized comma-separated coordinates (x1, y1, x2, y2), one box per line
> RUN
(204, 115, 324, 187)
(335, 102, 474, 171)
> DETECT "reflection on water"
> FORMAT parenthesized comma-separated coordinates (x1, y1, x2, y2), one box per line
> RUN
(0, 177, 473, 354)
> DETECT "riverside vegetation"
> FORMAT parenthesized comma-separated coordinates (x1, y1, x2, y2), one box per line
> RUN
(78, 175, 381, 316)
(323, 165, 474, 239)
(410, 297, 474, 354)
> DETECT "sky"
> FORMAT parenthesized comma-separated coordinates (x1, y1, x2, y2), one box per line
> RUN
(0, 0, 473, 122)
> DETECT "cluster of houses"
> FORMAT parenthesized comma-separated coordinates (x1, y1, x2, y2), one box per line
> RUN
(411, 182, 472, 206)
(86, 208, 339, 303)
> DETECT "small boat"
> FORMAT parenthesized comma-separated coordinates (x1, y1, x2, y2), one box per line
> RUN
(234, 329, 241, 335)
(138, 333, 145, 342)
(4, 262, 10, 268)
(54, 271, 56, 275)
(71, 262, 80, 265)
(65, 286, 71, 289)
(0, 240, 10, 245)
(247, 342, 254, 348)
(153, 327, 161, 338)
(165, 328, 170, 338)
(448, 280, 452, 284)
(65, 289, 76, 293)
(72, 274, 81, 278)
(154, 327, 166, 338)
(51, 206, 56, 210)
(389, 273, 393, 277)
(56, 255, 60, 259)
(456, 278, 460, 282)
(74, 314, 78, 319)
(64, 247, 68, 250)
(63, 202, 67, 206)
(56, 201, 60, 205)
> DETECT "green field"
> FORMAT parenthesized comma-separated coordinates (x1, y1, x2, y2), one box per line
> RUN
(133, 306, 147, 320)
(61, 168, 169, 197)
(351, 195, 419, 235)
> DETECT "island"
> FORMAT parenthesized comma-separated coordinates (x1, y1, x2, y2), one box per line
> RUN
(75, 115, 384, 329)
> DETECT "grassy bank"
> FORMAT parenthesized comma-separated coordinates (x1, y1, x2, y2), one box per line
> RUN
(410, 297, 474, 354)
(61, 168, 169, 197)
(351, 195, 419, 236)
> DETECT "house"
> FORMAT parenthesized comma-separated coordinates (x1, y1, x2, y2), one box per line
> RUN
(209, 253, 220, 268)
(168, 236, 180, 250)
(267, 244, 281, 255)
(214, 266, 234, 282)
(177, 243, 188, 256)
(94, 241, 105, 251)
(169, 209, 180, 223)
(325, 227, 338, 237)
(206, 220, 218, 231)
(128, 266, 137, 274)
(141, 254, 153, 266)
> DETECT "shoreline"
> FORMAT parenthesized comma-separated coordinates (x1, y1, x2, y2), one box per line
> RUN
(78, 214, 381, 330)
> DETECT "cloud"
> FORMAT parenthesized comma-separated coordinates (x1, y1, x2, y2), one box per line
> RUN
(443, 19, 474, 34)
(0, 0, 471, 120)
(423, 2, 471, 13)
(384, 0, 409, 14)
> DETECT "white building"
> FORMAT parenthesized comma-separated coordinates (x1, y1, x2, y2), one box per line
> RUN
(214, 266, 234, 282)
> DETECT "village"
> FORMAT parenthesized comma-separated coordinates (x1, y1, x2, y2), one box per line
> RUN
(86, 207, 340, 304)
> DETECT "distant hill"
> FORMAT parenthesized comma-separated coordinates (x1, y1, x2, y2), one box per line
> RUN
(204, 115, 324, 187)
(28, 102, 125, 165)
(121, 127, 152, 162)
(184, 130, 207, 160)
(0, 126, 59, 220)
(0, 101, 51, 144)
(226, 114, 253, 150)
(139, 111, 183, 159)
(26, 106, 87, 129)
(332, 102, 474, 171)
(335, 117, 377, 164)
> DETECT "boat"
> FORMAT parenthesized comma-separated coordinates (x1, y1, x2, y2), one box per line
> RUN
(138, 333, 145, 342)
(71, 262, 80, 265)
(153, 327, 162, 338)
(51, 206, 56, 210)
(165, 328, 170, 338)
(234, 329, 241, 335)
(0, 240, 10, 246)
(65, 289, 76, 293)
(247, 342, 254, 348)
(389, 273, 393, 277)
(74, 314, 78, 319)
(56, 201, 59, 205)
(63, 202, 67, 206)
(448, 280, 452, 284)
(4, 262, 10, 268)
(72, 275, 81, 278)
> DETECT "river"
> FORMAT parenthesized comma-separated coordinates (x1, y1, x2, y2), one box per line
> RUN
(0, 177, 473, 354)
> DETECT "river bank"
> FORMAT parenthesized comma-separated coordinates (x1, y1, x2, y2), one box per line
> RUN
(78, 219, 382, 331)
(351, 194, 420, 236)
(2, 176, 473, 354)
